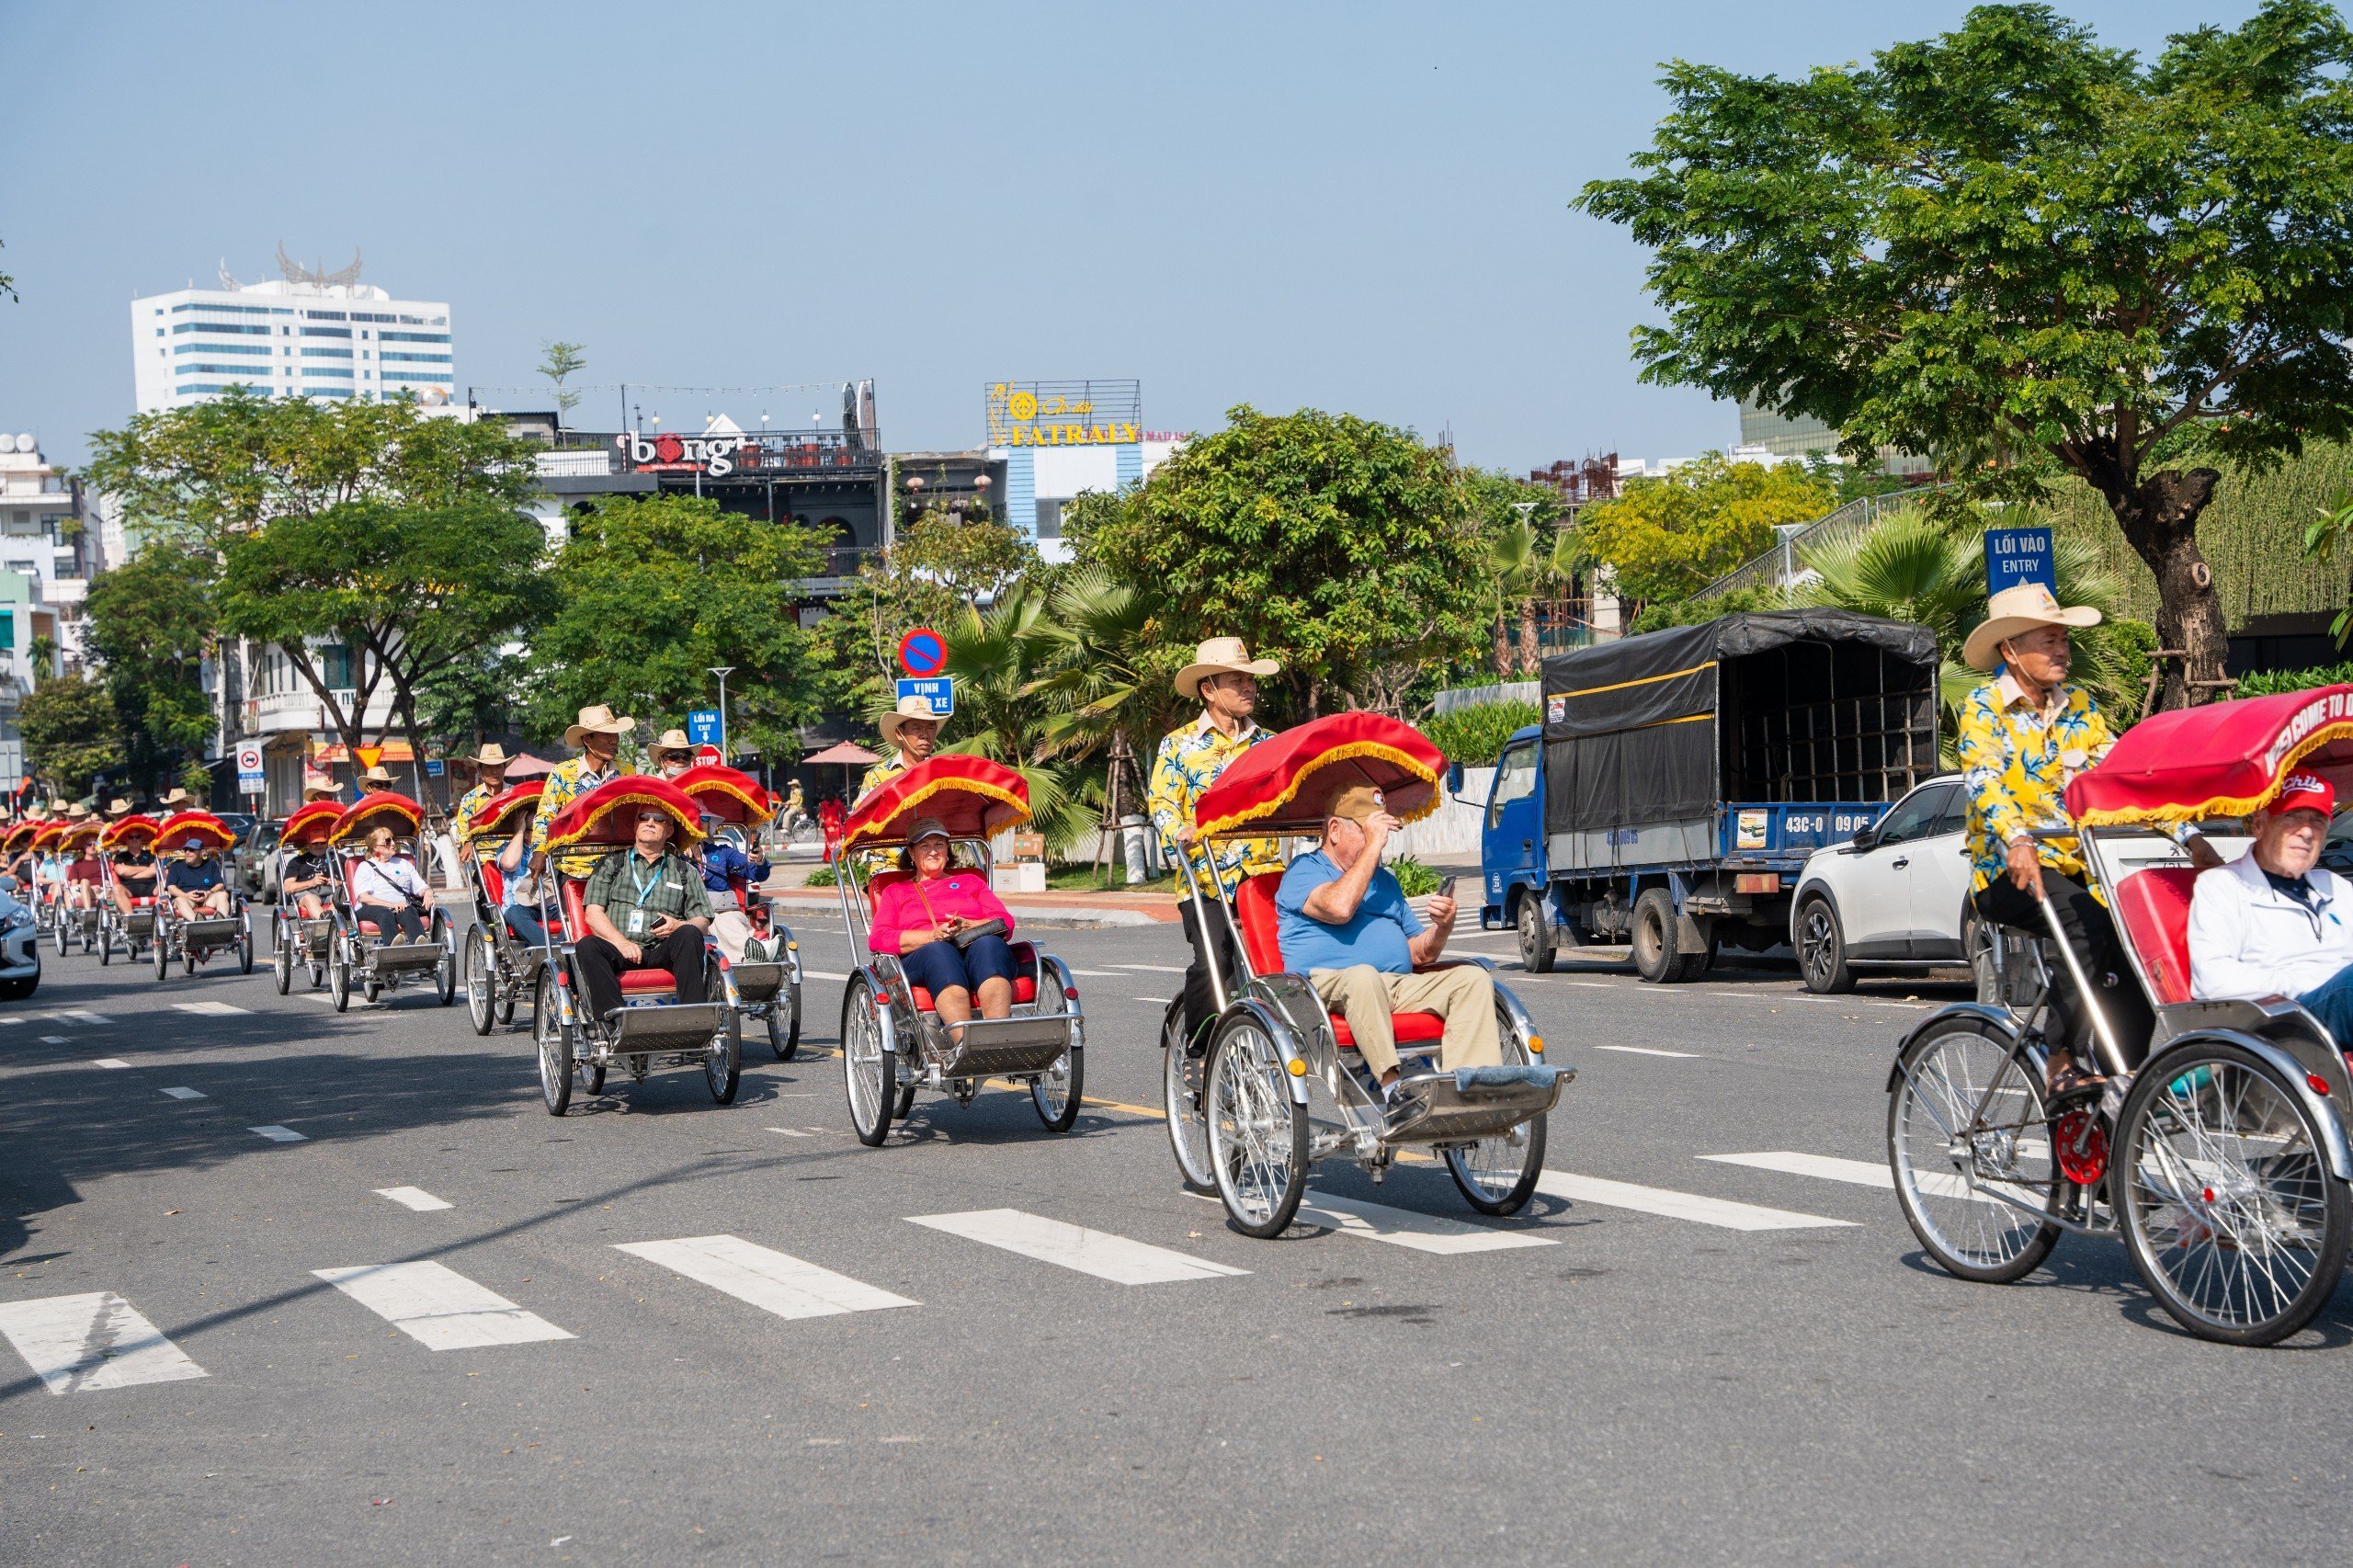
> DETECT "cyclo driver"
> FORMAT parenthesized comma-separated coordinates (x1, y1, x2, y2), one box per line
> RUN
(530, 705, 631, 883)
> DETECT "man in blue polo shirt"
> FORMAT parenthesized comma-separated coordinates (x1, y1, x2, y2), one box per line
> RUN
(1276, 784, 1499, 1100)
(691, 818, 767, 961)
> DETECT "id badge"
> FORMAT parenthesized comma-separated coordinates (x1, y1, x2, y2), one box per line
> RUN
(626, 907, 647, 936)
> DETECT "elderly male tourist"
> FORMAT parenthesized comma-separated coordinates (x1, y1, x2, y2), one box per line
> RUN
(576, 803, 712, 1025)
(859, 696, 944, 803)
(1956, 583, 2217, 1097)
(530, 704, 634, 881)
(1148, 636, 1284, 1052)
(1277, 784, 1499, 1101)
(2188, 771, 2353, 1044)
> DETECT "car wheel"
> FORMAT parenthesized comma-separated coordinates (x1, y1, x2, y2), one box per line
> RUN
(1515, 892, 1557, 974)
(1630, 887, 1688, 984)
(1796, 894, 1856, 994)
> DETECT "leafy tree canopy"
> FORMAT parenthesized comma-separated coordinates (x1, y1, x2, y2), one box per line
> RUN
(1576, 0, 2353, 702)
(1066, 404, 1487, 716)
(17, 675, 121, 800)
(532, 494, 827, 766)
(808, 510, 1041, 726)
(79, 540, 218, 790)
(1575, 454, 1834, 603)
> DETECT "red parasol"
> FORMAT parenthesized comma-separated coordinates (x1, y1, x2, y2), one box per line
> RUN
(101, 814, 161, 851)
(60, 821, 102, 855)
(670, 764, 776, 827)
(156, 811, 236, 852)
(2065, 685, 2353, 826)
(1, 821, 37, 853)
(538, 776, 707, 854)
(464, 779, 544, 841)
(1193, 711, 1448, 840)
(281, 800, 345, 848)
(29, 823, 67, 854)
(839, 756, 1028, 851)
(329, 792, 425, 847)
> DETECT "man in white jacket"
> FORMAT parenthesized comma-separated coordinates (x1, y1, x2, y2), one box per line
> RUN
(2187, 771, 2353, 1044)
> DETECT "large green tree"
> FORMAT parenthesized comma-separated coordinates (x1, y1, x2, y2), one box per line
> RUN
(79, 540, 219, 792)
(17, 675, 121, 801)
(1574, 454, 1835, 605)
(1065, 404, 1487, 717)
(532, 494, 828, 765)
(1577, 0, 2353, 705)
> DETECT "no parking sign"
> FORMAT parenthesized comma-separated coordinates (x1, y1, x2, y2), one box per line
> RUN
(897, 627, 948, 678)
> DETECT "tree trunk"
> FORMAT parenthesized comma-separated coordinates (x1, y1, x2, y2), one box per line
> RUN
(2109, 467, 2226, 711)
(1493, 610, 1510, 679)
(1518, 597, 1540, 676)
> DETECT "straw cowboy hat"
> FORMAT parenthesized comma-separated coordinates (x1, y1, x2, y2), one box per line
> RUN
(878, 695, 946, 748)
(563, 703, 637, 748)
(646, 728, 695, 760)
(64, 802, 91, 821)
(106, 798, 134, 818)
(158, 788, 194, 809)
(301, 774, 340, 799)
(359, 764, 398, 786)
(456, 742, 513, 768)
(1962, 582, 2104, 673)
(1175, 636, 1280, 700)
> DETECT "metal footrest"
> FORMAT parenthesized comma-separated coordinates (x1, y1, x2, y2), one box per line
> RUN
(730, 960, 787, 1004)
(181, 918, 243, 946)
(361, 941, 444, 973)
(1380, 1067, 1570, 1147)
(933, 1014, 1072, 1080)
(606, 1001, 728, 1053)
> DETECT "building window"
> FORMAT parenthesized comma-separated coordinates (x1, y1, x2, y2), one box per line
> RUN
(176, 341, 272, 356)
(300, 326, 352, 338)
(1034, 499, 1064, 540)
(380, 331, 449, 344)
(300, 347, 354, 358)
(173, 322, 271, 335)
(0, 615, 14, 652)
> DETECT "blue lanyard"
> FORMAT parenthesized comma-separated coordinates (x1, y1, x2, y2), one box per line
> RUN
(629, 854, 664, 905)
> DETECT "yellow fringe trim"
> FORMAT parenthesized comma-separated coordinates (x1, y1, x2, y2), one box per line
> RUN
(99, 819, 159, 850)
(540, 790, 707, 854)
(1197, 740, 1443, 839)
(330, 800, 425, 847)
(683, 778, 776, 826)
(2073, 719, 2353, 826)
(843, 773, 1029, 851)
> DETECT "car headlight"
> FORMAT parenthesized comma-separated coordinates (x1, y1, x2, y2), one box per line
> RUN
(0, 907, 30, 935)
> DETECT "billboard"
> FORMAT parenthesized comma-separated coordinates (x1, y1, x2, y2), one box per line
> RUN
(986, 380, 1142, 448)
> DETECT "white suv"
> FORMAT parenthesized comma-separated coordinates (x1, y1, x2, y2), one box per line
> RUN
(1790, 774, 1972, 994)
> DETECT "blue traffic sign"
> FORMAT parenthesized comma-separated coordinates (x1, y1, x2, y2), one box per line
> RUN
(687, 710, 723, 746)
(898, 627, 948, 678)
(896, 676, 953, 718)
(1984, 527, 2056, 595)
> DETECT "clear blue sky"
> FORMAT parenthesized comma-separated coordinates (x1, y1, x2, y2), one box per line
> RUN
(0, 0, 2263, 472)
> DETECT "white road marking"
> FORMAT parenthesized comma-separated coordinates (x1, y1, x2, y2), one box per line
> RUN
(1560, 981, 1619, 988)
(45, 1010, 112, 1025)
(374, 1186, 453, 1211)
(313, 1261, 574, 1349)
(615, 1234, 917, 1319)
(767, 1127, 816, 1138)
(1703, 1152, 1891, 1187)
(1107, 962, 1188, 973)
(40, 1036, 67, 1044)
(1132, 995, 1173, 1006)
(1595, 1045, 1697, 1059)
(160, 1086, 205, 1099)
(803, 970, 851, 981)
(90, 1058, 131, 1070)
(907, 1209, 1248, 1285)
(1536, 1170, 1858, 1231)
(0, 1016, 23, 1025)
(171, 1001, 250, 1016)
(0, 1292, 209, 1393)
(1066, 969, 1122, 978)
(249, 1125, 306, 1142)
(1294, 1190, 1556, 1255)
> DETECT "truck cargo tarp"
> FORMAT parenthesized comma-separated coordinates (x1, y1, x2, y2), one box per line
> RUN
(1540, 610, 1938, 836)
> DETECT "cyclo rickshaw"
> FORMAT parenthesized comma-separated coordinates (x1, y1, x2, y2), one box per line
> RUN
(833, 756, 1085, 1146)
(320, 791, 456, 1011)
(26, 822, 65, 941)
(94, 813, 161, 966)
(1889, 685, 2353, 1346)
(1, 819, 37, 893)
(1163, 712, 1569, 1238)
(148, 810, 255, 981)
(54, 819, 104, 956)
(673, 763, 803, 1062)
(457, 778, 554, 1035)
(532, 775, 743, 1114)
(268, 800, 343, 994)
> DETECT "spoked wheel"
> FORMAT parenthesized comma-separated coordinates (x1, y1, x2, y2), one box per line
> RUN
(183, 945, 198, 976)
(2114, 1042, 2352, 1346)
(535, 969, 573, 1116)
(238, 918, 254, 975)
(842, 978, 893, 1146)
(1029, 984, 1083, 1131)
(1444, 1008, 1548, 1215)
(766, 983, 801, 1062)
(705, 1016, 742, 1105)
(496, 978, 517, 1027)
(431, 912, 456, 1006)
(465, 927, 495, 1035)
(363, 972, 381, 1005)
(97, 920, 111, 966)
(1888, 1016, 2063, 1284)
(272, 919, 293, 995)
(329, 948, 352, 1013)
(1204, 1012, 1310, 1238)
(53, 916, 67, 959)
(153, 932, 170, 982)
(1161, 1000, 1215, 1193)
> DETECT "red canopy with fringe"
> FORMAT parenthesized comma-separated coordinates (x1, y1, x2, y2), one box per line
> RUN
(329, 793, 425, 847)
(840, 756, 1029, 851)
(281, 800, 345, 848)
(100, 815, 160, 851)
(539, 776, 707, 854)
(1193, 711, 1449, 839)
(463, 779, 544, 841)
(2065, 685, 2353, 826)
(671, 765, 776, 827)
(155, 811, 235, 852)
(29, 823, 67, 853)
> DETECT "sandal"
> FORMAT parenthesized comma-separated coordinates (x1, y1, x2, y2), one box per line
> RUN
(2046, 1062, 2107, 1106)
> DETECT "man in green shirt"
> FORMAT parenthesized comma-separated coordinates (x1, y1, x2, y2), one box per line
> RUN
(575, 804, 713, 1022)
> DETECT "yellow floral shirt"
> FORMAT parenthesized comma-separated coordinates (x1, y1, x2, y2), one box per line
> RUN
(1955, 674, 2117, 894)
(856, 753, 908, 805)
(1147, 714, 1284, 899)
(449, 782, 505, 863)
(528, 756, 623, 880)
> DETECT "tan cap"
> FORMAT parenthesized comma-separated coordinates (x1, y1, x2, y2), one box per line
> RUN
(1327, 784, 1388, 824)
(1175, 636, 1279, 700)
(1962, 582, 2102, 672)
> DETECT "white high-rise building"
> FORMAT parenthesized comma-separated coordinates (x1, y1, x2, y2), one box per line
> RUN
(130, 251, 454, 414)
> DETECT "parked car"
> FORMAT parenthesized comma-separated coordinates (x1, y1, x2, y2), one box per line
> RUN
(1788, 773, 1972, 994)
(235, 818, 285, 898)
(0, 883, 40, 1000)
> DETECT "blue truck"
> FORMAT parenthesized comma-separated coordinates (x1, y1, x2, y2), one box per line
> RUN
(1478, 609, 1940, 982)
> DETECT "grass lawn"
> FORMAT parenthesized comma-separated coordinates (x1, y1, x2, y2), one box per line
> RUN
(1043, 862, 1177, 893)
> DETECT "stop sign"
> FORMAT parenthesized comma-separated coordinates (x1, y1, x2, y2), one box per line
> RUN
(694, 744, 723, 767)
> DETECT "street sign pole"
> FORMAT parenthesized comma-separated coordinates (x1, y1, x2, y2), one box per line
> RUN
(710, 666, 735, 762)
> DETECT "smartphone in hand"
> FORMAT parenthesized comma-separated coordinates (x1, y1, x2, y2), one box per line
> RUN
(1437, 875, 1458, 899)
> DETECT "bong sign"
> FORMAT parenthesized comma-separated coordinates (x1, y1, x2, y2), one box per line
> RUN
(619, 429, 751, 476)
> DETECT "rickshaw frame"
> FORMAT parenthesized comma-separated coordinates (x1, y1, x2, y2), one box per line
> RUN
(671, 765, 804, 1064)
(94, 817, 161, 966)
(146, 816, 253, 983)
(318, 795, 456, 1012)
(450, 782, 555, 1035)
(268, 803, 342, 995)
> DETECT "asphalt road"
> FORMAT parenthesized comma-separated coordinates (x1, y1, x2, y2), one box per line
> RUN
(2, 910, 2348, 1566)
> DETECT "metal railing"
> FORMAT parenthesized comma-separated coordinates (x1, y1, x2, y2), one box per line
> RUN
(1693, 485, 1949, 602)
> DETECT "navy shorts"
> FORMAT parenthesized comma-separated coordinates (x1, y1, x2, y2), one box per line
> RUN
(900, 933, 1017, 997)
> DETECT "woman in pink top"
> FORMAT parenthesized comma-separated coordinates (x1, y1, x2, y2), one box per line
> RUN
(868, 817, 1020, 1034)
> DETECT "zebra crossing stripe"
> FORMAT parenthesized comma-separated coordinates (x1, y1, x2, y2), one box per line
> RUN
(374, 1187, 453, 1211)
(614, 1235, 917, 1319)
(0, 1292, 209, 1393)
(1536, 1170, 1858, 1231)
(313, 1262, 574, 1349)
(1293, 1190, 1556, 1255)
(1702, 1152, 1891, 1187)
(172, 1002, 251, 1016)
(907, 1210, 1247, 1285)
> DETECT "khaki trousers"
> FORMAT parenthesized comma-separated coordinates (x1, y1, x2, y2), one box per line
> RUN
(1309, 964, 1501, 1079)
(709, 908, 756, 963)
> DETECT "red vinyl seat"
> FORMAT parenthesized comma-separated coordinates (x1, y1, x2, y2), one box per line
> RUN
(1233, 871, 1446, 1051)
(2115, 866, 2200, 1006)
(479, 858, 506, 907)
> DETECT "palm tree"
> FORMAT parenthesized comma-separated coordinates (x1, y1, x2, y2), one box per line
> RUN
(926, 587, 1095, 851)
(1486, 521, 1541, 676)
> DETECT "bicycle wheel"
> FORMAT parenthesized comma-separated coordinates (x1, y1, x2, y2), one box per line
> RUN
(2115, 1042, 2352, 1346)
(842, 977, 892, 1146)
(535, 968, 573, 1116)
(1029, 983, 1082, 1131)
(1444, 1006, 1548, 1215)
(272, 920, 293, 995)
(465, 927, 495, 1036)
(1161, 1001, 1215, 1193)
(1888, 1015, 2063, 1284)
(1204, 1012, 1309, 1238)
(705, 1015, 742, 1105)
